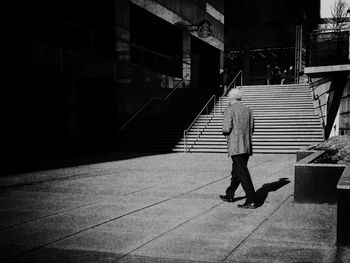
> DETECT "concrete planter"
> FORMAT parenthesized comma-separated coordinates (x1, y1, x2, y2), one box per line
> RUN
(296, 144, 319, 161)
(294, 149, 347, 203)
(337, 165, 350, 245)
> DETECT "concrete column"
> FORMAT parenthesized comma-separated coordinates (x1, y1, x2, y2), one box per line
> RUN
(191, 54, 200, 89)
(243, 49, 250, 85)
(182, 31, 191, 87)
(115, 0, 133, 117)
(65, 76, 79, 144)
(115, 0, 131, 79)
(220, 50, 224, 72)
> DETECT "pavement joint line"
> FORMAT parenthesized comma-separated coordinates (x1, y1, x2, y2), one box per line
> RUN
(0, 168, 124, 189)
(0, 200, 101, 231)
(112, 202, 225, 263)
(7, 174, 230, 261)
(221, 193, 293, 262)
(120, 185, 157, 196)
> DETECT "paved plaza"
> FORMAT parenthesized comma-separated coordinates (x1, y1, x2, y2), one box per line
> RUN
(0, 153, 349, 262)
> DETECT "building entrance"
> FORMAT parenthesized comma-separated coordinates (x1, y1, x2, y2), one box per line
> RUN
(191, 36, 220, 89)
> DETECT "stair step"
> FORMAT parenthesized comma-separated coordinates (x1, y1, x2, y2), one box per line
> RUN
(194, 121, 321, 125)
(191, 122, 322, 127)
(174, 148, 297, 154)
(180, 137, 323, 141)
(186, 128, 323, 134)
(242, 102, 313, 105)
(185, 134, 322, 138)
(197, 115, 320, 120)
(183, 145, 305, 150)
(178, 142, 318, 147)
(175, 147, 302, 153)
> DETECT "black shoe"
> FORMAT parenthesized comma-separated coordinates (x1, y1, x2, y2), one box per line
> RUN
(220, 195, 235, 202)
(237, 202, 257, 209)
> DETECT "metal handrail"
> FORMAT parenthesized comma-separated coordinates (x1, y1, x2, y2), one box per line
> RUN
(183, 95, 216, 153)
(223, 70, 243, 97)
(309, 77, 326, 128)
(118, 73, 190, 131)
(219, 70, 243, 113)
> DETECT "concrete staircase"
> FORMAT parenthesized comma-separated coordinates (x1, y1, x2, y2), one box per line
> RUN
(174, 84, 324, 154)
(118, 89, 216, 153)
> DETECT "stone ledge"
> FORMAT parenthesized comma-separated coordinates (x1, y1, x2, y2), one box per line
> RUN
(336, 164, 350, 245)
(305, 64, 350, 76)
(296, 144, 321, 161)
(337, 164, 350, 190)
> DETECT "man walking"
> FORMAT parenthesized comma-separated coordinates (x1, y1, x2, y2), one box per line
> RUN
(220, 88, 257, 209)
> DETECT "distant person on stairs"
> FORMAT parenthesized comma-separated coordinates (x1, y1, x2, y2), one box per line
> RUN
(271, 65, 281, 85)
(221, 68, 230, 94)
(266, 64, 272, 85)
(220, 88, 257, 209)
(285, 66, 295, 84)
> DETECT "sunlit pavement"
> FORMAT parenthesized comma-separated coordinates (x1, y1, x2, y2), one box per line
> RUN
(1, 153, 349, 263)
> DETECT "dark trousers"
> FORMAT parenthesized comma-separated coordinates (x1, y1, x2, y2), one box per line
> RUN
(225, 154, 256, 201)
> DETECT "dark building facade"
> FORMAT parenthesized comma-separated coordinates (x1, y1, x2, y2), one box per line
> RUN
(116, 0, 225, 120)
(224, 0, 320, 85)
(3, 0, 225, 173)
(4, 1, 117, 171)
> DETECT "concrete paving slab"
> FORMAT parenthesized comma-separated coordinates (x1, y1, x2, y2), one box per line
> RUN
(0, 244, 35, 262)
(48, 198, 223, 256)
(8, 247, 122, 263)
(127, 199, 285, 262)
(48, 229, 157, 255)
(95, 213, 183, 234)
(227, 242, 335, 263)
(0, 199, 159, 254)
(223, 196, 339, 263)
(130, 233, 237, 262)
(118, 254, 217, 263)
(0, 210, 47, 229)
(1, 153, 349, 263)
(267, 201, 337, 230)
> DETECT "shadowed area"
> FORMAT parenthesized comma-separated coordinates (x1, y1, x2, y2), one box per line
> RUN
(254, 178, 290, 207)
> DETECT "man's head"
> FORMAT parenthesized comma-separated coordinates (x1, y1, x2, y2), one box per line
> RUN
(228, 88, 242, 101)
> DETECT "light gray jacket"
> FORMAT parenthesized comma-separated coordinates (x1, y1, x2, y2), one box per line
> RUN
(222, 100, 254, 157)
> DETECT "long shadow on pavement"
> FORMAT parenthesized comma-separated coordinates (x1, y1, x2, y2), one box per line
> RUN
(254, 178, 290, 208)
(3, 151, 163, 176)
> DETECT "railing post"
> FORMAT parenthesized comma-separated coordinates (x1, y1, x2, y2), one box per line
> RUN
(221, 96, 223, 113)
(183, 95, 217, 154)
(240, 71, 243, 86)
(213, 95, 215, 116)
(197, 120, 199, 140)
(214, 95, 216, 116)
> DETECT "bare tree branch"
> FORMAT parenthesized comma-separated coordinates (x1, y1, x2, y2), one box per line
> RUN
(329, 0, 350, 31)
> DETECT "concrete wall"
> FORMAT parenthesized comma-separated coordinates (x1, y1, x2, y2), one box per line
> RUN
(310, 74, 350, 137)
(4, 1, 118, 170)
(340, 79, 350, 135)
